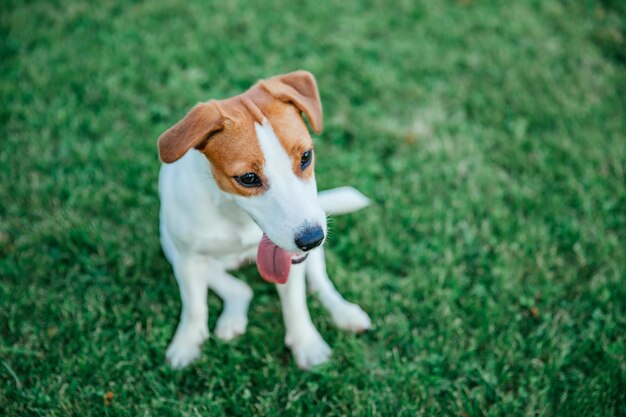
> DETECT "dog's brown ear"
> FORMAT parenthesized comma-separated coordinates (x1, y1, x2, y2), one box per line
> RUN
(261, 71, 323, 134)
(157, 101, 224, 163)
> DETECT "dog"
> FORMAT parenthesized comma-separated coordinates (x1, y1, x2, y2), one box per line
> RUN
(157, 71, 371, 369)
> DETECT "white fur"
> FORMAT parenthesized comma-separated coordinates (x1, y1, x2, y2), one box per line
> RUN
(159, 120, 370, 369)
(318, 186, 371, 215)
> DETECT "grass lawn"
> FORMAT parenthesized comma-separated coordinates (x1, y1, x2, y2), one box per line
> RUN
(1, 0, 625, 415)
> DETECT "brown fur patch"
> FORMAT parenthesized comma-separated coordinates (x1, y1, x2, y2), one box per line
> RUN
(200, 100, 266, 196)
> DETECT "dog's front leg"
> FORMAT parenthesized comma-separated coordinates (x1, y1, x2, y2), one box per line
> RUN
(166, 255, 211, 369)
(276, 262, 331, 369)
(306, 248, 371, 332)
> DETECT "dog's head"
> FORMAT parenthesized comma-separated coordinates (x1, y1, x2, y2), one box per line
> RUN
(158, 71, 327, 261)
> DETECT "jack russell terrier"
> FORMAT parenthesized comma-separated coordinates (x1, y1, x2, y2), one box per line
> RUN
(158, 71, 371, 369)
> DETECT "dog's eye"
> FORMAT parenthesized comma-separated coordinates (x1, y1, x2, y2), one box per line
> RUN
(301, 150, 313, 170)
(235, 173, 262, 188)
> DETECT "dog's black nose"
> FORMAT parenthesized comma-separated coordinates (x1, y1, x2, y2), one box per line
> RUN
(295, 225, 325, 251)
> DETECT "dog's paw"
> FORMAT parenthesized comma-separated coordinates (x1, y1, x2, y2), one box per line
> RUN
(287, 331, 332, 369)
(214, 312, 248, 341)
(331, 302, 372, 333)
(166, 323, 208, 369)
(166, 342, 202, 369)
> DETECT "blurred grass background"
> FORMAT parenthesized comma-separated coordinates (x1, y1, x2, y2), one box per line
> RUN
(1, 0, 625, 416)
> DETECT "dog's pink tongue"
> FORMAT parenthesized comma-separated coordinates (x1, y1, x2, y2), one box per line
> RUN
(257, 234, 292, 284)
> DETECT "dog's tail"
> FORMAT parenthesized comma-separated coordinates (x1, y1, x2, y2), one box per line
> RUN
(318, 186, 370, 215)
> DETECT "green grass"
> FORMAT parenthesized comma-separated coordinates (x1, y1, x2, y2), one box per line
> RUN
(1, 0, 625, 415)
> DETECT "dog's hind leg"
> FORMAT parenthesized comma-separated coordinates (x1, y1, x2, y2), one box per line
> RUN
(276, 262, 331, 369)
(208, 270, 253, 342)
(166, 255, 211, 369)
(305, 248, 371, 333)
